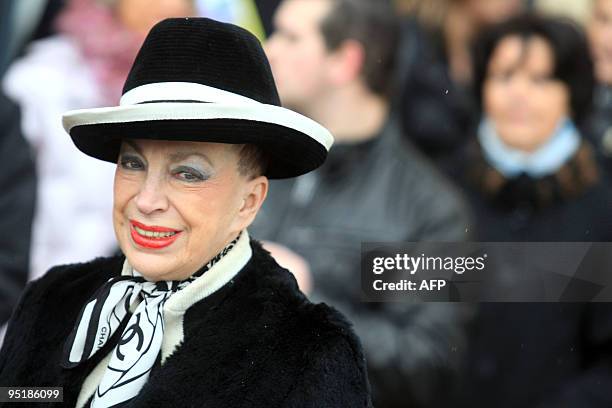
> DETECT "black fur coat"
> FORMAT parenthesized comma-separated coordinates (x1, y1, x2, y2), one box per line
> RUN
(0, 240, 372, 407)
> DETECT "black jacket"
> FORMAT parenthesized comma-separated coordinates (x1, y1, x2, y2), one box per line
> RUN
(0, 240, 372, 407)
(251, 119, 472, 408)
(396, 18, 477, 162)
(584, 85, 612, 179)
(449, 141, 612, 407)
(0, 92, 35, 325)
(451, 140, 612, 242)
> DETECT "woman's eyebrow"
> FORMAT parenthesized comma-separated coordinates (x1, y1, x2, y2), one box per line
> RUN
(169, 151, 214, 166)
(123, 140, 143, 154)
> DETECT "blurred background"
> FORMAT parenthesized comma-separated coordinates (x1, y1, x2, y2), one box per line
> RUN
(1, 0, 612, 407)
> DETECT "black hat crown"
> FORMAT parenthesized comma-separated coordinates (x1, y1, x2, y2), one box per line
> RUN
(123, 17, 281, 106)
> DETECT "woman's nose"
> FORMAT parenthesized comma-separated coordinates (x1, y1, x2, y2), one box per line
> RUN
(134, 174, 169, 215)
(506, 75, 531, 104)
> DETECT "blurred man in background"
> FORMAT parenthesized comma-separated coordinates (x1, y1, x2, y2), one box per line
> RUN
(586, 0, 612, 175)
(251, 0, 472, 406)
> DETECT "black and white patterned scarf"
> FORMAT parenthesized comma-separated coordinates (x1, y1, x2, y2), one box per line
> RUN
(61, 233, 241, 407)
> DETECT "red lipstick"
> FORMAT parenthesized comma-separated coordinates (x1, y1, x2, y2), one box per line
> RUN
(129, 220, 182, 249)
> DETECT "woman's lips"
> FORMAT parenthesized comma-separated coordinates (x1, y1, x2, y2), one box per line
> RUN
(129, 220, 182, 249)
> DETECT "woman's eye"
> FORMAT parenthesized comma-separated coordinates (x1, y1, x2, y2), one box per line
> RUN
(531, 75, 552, 84)
(119, 156, 145, 170)
(490, 71, 512, 82)
(173, 167, 207, 182)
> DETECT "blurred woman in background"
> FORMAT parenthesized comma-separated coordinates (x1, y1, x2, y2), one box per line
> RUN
(456, 13, 612, 241)
(2, 0, 195, 281)
(452, 14, 612, 407)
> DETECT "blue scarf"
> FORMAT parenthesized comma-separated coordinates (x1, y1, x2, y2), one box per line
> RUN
(477, 117, 581, 178)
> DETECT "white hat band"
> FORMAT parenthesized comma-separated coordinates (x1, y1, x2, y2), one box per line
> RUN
(120, 82, 262, 106)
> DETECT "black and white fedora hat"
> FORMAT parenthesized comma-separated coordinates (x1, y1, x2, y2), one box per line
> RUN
(62, 17, 333, 179)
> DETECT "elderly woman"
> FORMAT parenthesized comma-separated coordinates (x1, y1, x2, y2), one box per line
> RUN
(450, 14, 612, 408)
(0, 18, 372, 407)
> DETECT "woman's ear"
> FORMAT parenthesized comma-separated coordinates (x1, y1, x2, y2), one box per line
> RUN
(235, 175, 269, 230)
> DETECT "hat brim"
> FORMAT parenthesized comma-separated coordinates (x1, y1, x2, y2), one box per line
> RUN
(63, 103, 333, 179)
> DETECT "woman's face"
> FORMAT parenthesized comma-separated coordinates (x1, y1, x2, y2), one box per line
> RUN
(113, 139, 267, 281)
(483, 35, 570, 152)
(116, 0, 194, 35)
(589, 0, 612, 84)
(464, 0, 523, 26)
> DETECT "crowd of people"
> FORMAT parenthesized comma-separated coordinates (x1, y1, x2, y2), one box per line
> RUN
(1, 0, 612, 407)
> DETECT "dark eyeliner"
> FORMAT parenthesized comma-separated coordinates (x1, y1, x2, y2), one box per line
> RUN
(173, 166, 209, 181)
(119, 154, 145, 170)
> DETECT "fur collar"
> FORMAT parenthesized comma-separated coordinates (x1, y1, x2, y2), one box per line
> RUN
(0, 239, 372, 407)
(465, 141, 601, 211)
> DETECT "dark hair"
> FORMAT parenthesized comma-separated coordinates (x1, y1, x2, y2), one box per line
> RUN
(319, 0, 400, 97)
(472, 13, 594, 125)
(234, 144, 269, 179)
